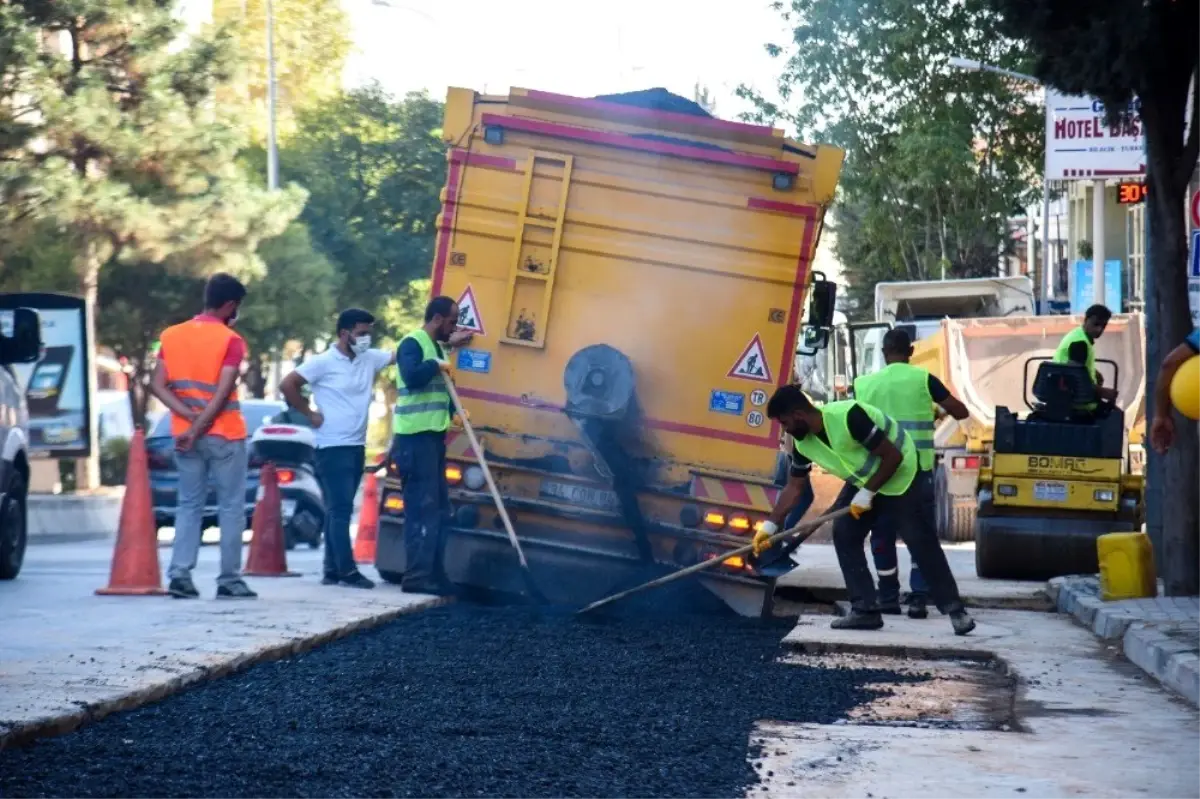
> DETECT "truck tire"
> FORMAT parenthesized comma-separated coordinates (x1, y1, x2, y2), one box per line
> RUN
(935, 465, 975, 543)
(0, 472, 28, 580)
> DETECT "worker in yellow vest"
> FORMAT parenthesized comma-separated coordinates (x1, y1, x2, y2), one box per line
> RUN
(754, 386, 975, 635)
(391, 296, 474, 595)
(853, 328, 970, 620)
(1053, 304, 1118, 411)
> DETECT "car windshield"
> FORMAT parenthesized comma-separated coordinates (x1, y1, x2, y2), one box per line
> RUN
(148, 401, 285, 438)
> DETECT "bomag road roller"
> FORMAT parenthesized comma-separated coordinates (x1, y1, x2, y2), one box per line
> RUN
(973, 355, 1144, 581)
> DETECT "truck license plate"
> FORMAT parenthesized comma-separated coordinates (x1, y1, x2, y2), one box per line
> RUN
(1033, 481, 1068, 502)
(540, 480, 618, 510)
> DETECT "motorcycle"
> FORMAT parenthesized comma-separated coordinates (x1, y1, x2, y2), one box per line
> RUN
(249, 409, 326, 550)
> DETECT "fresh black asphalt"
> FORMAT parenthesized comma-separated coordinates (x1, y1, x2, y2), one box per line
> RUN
(1, 600, 922, 798)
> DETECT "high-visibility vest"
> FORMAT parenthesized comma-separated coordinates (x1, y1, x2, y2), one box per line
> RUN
(393, 329, 450, 435)
(793, 400, 918, 497)
(1053, 326, 1098, 410)
(854, 362, 937, 471)
(159, 319, 247, 440)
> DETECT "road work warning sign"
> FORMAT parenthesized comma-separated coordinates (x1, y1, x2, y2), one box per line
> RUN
(456, 285, 486, 335)
(727, 334, 773, 384)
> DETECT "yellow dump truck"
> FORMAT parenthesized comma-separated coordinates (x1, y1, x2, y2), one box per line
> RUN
(909, 314, 1146, 542)
(374, 86, 844, 616)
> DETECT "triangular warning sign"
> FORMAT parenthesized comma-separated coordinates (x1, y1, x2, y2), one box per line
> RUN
(727, 334, 773, 384)
(455, 285, 486, 335)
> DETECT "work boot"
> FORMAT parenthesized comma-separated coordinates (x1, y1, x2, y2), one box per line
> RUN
(401, 577, 446, 596)
(321, 574, 339, 586)
(830, 610, 884, 631)
(907, 596, 929, 620)
(216, 579, 258, 600)
(950, 610, 976, 636)
(339, 571, 376, 590)
(168, 576, 199, 599)
(879, 600, 903, 615)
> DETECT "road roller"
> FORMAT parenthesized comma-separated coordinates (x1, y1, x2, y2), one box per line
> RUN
(973, 356, 1144, 580)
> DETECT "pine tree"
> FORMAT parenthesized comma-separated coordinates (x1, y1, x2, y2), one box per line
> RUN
(0, 0, 305, 486)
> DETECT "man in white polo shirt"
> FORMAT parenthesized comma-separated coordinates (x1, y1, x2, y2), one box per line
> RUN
(280, 309, 393, 588)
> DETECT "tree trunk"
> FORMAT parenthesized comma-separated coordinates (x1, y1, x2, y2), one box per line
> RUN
(1144, 99, 1199, 597)
(244, 356, 267, 399)
(75, 246, 102, 491)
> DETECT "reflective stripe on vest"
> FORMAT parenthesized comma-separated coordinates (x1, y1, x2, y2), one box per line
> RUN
(158, 319, 248, 440)
(854, 362, 937, 471)
(792, 399, 918, 496)
(1052, 326, 1098, 410)
(393, 329, 450, 435)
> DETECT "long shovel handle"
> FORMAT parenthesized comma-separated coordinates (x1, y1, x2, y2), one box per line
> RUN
(576, 506, 852, 615)
(445, 379, 529, 569)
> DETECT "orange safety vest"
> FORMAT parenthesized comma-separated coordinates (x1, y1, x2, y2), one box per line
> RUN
(159, 319, 247, 440)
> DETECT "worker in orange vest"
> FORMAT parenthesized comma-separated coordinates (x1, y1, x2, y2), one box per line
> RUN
(149, 273, 257, 600)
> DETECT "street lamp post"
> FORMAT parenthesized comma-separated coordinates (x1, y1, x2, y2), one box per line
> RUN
(948, 57, 1054, 307)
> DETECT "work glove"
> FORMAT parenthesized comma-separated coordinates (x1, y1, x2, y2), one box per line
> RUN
(451, 410, 469, 427)
(752, 521, 778, 556)
(849, 488, 876, 520)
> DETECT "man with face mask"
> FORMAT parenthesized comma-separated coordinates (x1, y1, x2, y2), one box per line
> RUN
(151, 273, 257, 600)
(754, 385, 975, 635)
(281, 308, 395, 588)
(391, 296, 473, 595)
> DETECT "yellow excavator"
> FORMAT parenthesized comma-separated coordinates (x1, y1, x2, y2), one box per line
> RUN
(973, 356, 1144, 580)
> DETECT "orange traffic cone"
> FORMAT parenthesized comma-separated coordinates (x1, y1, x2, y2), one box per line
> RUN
(97, 428, 166, 596)
(244, 463, 300, 577)
(354, 471, 380, 565)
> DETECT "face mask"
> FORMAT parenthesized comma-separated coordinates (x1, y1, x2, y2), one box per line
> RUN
(351, 334, 371, 355)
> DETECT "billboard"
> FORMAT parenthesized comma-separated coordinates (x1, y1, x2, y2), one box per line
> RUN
(0, 293, 92, 457)
(1045, 90, 1145, 180)
(1071, 260, 1123, 315)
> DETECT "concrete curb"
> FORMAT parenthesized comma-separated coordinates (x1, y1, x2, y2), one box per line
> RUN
(0, 596, 447, 751)
(27, 492, 122, 544)
(1048, 576, 1199, 707)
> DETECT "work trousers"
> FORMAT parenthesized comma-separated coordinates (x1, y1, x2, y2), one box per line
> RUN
(870, 469, 930, 604)
(169, 435, 247, 587)
(315, 445, 366, 579)
(831, 471, 964, 615)
(390, 432, 450, 586)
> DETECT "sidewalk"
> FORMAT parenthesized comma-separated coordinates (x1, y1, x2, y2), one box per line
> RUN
(0, 541, 442, 749)
(1048, 576, 1199, 707)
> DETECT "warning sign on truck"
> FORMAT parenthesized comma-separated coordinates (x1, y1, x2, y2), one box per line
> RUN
(455, 285, 486, 335)
(727, 334, 773, 384)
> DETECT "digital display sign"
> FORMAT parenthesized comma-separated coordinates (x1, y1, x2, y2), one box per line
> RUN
(1117, 181, 1148, 205)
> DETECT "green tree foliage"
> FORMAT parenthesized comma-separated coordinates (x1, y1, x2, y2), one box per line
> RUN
(281, 85, 446, 328)
(0, 0, 305, 291)
(236, 222, 341, 397)
(739, 0, 1043, 312)
(986, 0, 1198, 595)
(211, 0, 351, 142)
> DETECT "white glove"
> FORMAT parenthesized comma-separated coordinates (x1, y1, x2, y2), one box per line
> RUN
(849, 487, 876, 519)
(752, 520, 779, 556)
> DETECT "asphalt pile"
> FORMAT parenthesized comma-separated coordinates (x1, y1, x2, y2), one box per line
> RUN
(1, 602, 921, 798)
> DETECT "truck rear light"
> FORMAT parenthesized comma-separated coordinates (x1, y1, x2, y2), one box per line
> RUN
(723, 555, 746, 569)
(445, 465, 463, 485)
(952, 455, 986, 470)
(275, 469, 295, 484)
(703, 510, 726, 530)
(997, 484, 1017, 497)
(728, 515, 751, 533)
(383, 494, 405, 513)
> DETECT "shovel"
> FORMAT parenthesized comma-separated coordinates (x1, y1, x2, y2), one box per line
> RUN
(576, 506, 852, 615)
(445, 379, 547, 602)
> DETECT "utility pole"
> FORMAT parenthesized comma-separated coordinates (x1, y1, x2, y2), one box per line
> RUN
(266, 0, 279, 191)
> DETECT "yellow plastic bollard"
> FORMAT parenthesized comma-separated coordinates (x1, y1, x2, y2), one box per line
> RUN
(1097, 531, 1157, 601)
